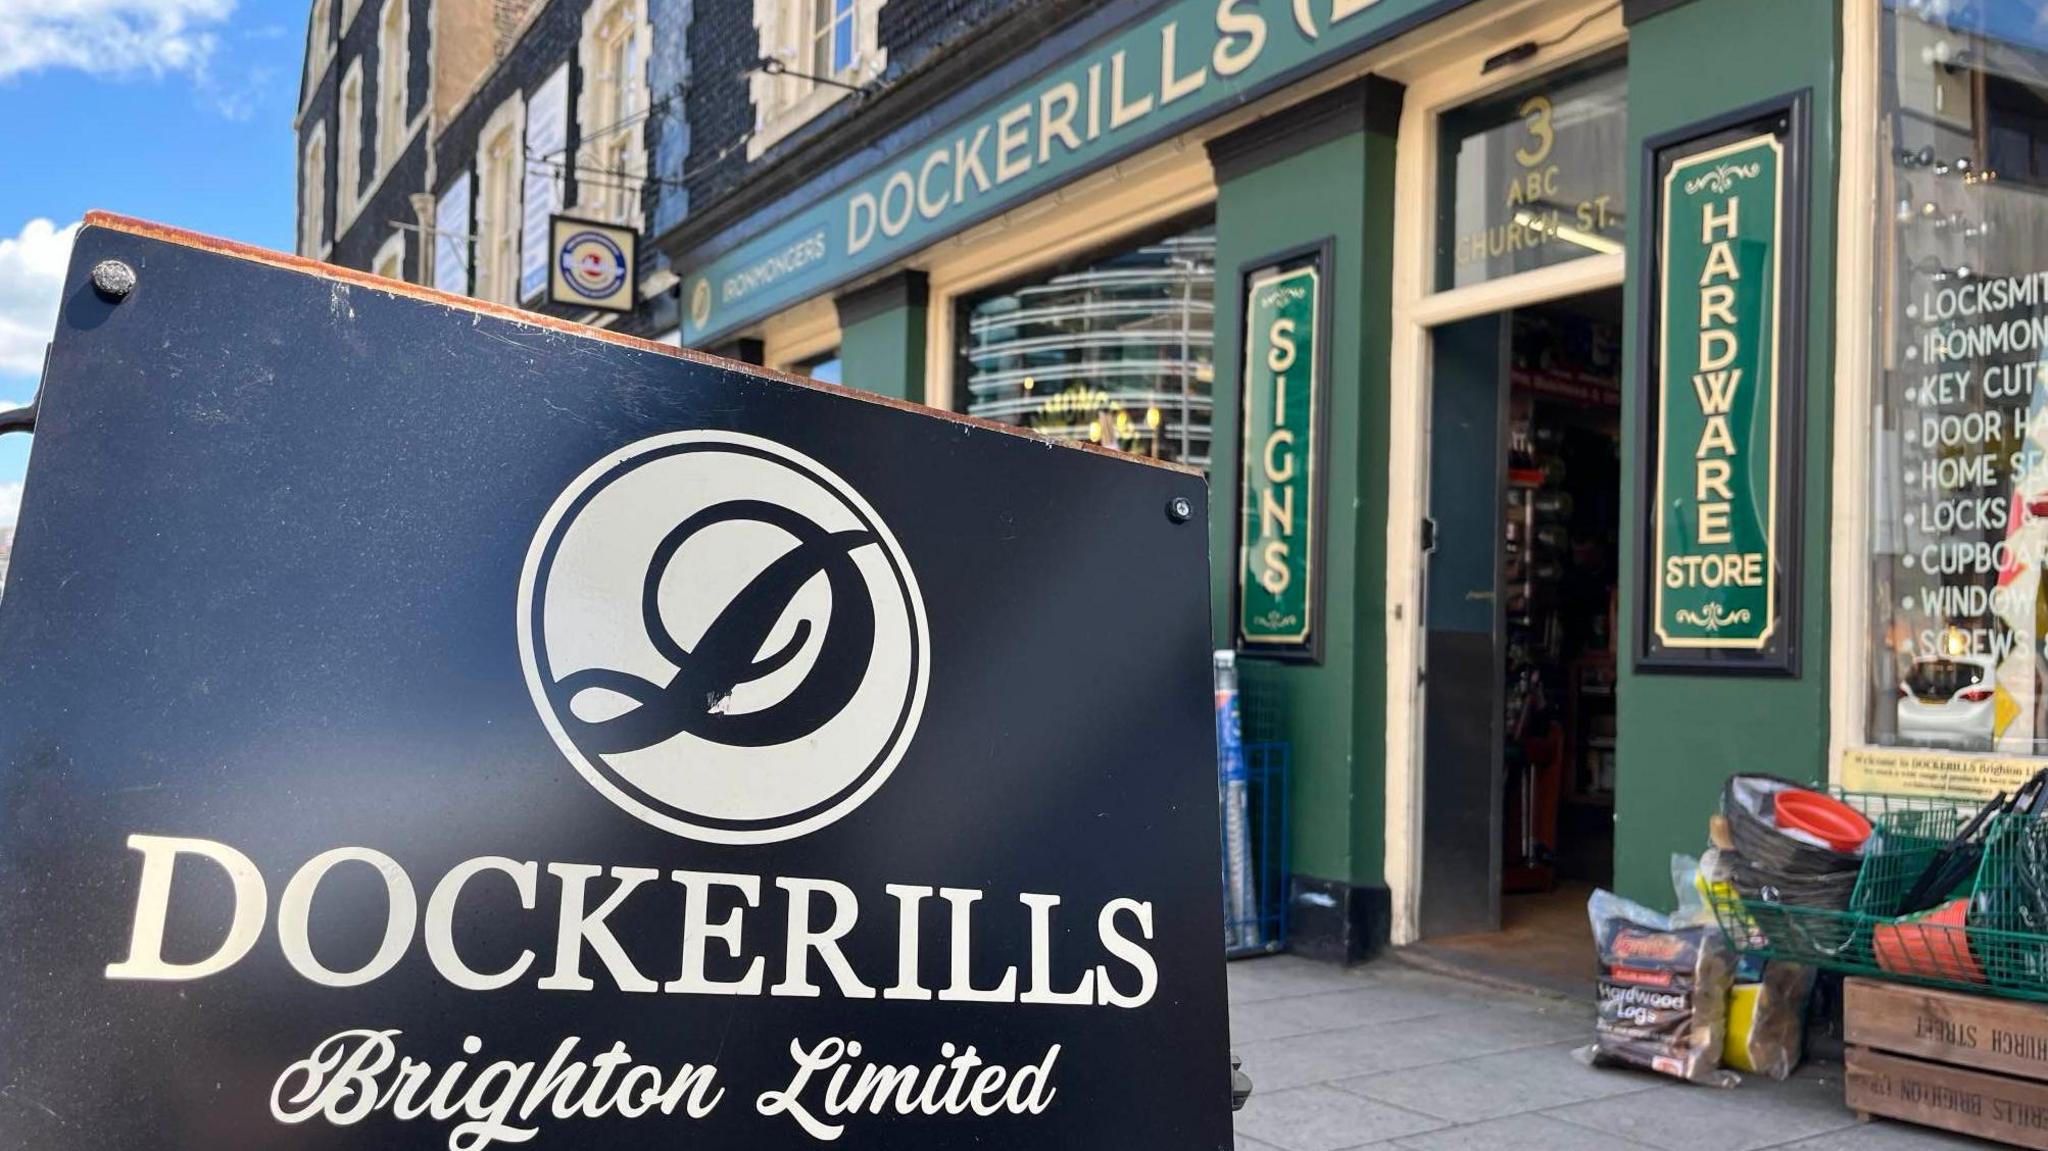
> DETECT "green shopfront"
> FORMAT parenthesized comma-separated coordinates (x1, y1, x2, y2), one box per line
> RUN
(661, 0, 2048, 962)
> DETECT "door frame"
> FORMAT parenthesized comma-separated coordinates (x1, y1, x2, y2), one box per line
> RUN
(1380, 1, 1628, 945)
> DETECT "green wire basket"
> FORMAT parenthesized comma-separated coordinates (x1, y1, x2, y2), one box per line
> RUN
(1707, 790, 2048, 1002)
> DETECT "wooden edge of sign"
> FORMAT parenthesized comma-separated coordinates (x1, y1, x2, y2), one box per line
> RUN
(79, 212, 1205, 482)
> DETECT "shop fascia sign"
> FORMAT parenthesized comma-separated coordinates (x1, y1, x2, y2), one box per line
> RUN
(1640, 97, 1806, 675)
(1236, 244, 1327, 660)
(678, 0, 1442, 345)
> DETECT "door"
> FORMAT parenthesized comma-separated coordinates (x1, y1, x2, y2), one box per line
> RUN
(1418, 313, 1508, 939)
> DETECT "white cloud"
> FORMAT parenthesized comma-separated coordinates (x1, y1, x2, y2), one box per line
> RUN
(0, 484, 21, 530)
(202, 60, 273, 120)
(0, 0, 237, 82)
(0, 219, 79, 381)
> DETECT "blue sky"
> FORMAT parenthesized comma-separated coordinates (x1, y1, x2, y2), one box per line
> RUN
(0, 0, 306, 526)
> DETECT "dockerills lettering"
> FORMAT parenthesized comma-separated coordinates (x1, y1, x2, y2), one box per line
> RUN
(104, 834, 1161, 1006)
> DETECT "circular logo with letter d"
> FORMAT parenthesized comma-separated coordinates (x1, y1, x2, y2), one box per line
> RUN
(518, 431, 929, 844)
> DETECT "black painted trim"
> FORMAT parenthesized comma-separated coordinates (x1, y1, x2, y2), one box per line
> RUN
(1230, 238, 1336, 666)
(1206, 76, 1405, 185)
(835, 269, 931, 330)
(1622, 0, 1703, 26)
(1630, 90, 1811, 677)
(1287, 876, 1391, 965)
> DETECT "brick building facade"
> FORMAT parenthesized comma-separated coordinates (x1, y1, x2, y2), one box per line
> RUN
(295, 0, 678, 340)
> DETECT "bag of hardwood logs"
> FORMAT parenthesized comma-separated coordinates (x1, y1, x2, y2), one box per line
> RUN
(1584, 888, 1738, 1087)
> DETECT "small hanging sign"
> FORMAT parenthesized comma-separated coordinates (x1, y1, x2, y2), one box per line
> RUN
(549, 214, 638, 313)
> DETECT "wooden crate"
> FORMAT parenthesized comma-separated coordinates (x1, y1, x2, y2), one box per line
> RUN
(1846, 978, 2048, 1082)
(1845, 977, 2048, 1148)
(1847, 1048, 2048, 1149)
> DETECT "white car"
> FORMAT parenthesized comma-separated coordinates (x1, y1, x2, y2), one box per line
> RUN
(1897, 653, 1999, 749)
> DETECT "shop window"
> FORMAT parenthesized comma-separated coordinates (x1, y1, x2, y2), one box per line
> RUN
(747, 0, 885, 159)
(300, 126, 327, 257)
(577, 0, 649, 226)
(337, 62, 364, 227)
(1866, 1, 2048, 752)
(375, 0, 407, 175)
(1436, 52, 1627, 291)
(957, 220, 1216, 469)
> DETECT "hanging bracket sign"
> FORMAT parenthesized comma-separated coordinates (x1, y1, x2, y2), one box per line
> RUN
(1235, 243, 1328, 662)
(550, 214, 639, 313)
(1638, 97, 1807, 675)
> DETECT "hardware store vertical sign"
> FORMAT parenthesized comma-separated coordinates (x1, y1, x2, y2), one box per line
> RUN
(1238, 249, 1324, 659)
(1646, 125, 1796, 671)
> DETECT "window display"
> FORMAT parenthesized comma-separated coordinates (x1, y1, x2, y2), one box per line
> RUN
(958, 222, 1216, 468)
(1870, 1, 2048, 752)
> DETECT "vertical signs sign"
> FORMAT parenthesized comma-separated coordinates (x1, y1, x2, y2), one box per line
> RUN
(1641, 101, 1804, 673)
(1237, 245, 1326, 660)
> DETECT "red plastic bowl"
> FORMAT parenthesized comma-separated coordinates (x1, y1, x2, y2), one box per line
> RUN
(1773, 789, 1874, 853)
(1874, 899, 1986, 985)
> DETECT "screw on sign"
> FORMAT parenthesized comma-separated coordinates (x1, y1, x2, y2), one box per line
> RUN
(0, 214, 1237, 1150)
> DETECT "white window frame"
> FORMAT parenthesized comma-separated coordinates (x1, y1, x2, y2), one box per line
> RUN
(307, 0, 334, 77)
(300, 124, 329, 258)
(475, 93, 528, 305)
(337, 62, 366, 232)
(1379, 0, 1627, 947)
(747, 0, 886, 160)
(575, 0, 653, 228)
(372, 231, 406, 282)
(375, 0, 408, 177)
(1825, 0, 1883, 774)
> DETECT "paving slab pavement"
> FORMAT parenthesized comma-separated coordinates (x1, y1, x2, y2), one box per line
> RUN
(1228, 954, 1999, 1151)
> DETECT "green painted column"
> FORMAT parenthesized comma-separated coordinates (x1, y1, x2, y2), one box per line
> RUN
(835, 270, 929, 404)
(1614, 0, 1840, 906)
(1207, 76, 1404, 961)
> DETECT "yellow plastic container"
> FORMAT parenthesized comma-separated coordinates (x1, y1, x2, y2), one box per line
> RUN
(1722, 983, 1763, 1072)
